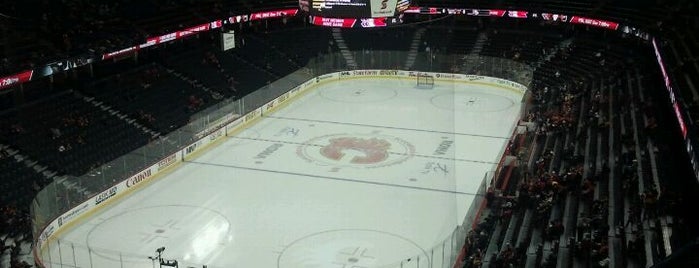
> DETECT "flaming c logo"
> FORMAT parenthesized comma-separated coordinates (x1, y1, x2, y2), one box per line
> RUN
(297, 133, 415, 169)
(380, 0, 388, 9)
(320, 137, 390, 164)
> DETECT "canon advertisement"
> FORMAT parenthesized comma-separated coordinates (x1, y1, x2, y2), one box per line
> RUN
(304, 0, 407, 18)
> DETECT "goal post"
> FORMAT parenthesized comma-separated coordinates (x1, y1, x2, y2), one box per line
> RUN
(416, 74, 434, 88)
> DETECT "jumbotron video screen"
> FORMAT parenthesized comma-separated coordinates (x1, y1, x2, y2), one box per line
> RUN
(299, 0, 410, 18)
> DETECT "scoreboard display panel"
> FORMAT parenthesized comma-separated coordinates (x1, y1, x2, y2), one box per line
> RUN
(300, 0, 410, 18)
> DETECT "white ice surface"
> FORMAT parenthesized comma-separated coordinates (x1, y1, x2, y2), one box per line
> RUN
(41, 78, 523, 268)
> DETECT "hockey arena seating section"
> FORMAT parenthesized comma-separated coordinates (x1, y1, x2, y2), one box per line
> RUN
(1, 0, 699, 267)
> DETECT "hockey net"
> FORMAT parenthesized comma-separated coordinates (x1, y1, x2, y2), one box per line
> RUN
(416, 74, 434, 88)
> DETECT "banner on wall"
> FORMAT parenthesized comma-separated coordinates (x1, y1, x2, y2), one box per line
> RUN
(568, 16, 619, 30)
(250, 9, 299, 20)
(0, 70, 33, 90)
(309, 16, 402, 28)
(222, 31, 236, 51)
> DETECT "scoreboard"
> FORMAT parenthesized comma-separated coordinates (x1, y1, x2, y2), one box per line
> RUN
(300, 0, 410, 18)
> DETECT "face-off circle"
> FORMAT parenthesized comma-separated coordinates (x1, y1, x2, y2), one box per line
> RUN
(227, 129, 260, 146)
(297, 133, 415, 169)
(85, 205, 232, 263)
(319, 86, 398, 103)
(277, 229, 430, 268)
(430, 92, 515, 112)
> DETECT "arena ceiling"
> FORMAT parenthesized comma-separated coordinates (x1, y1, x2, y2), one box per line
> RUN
(7, 0, 695, 34)
(238, 0, 695, 30)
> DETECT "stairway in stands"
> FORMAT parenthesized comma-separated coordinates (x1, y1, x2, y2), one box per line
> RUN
(471, 32, 490, 55)
(0, 104, 114, 202)
(403, 27, 427, 70)
(163, 67, 225, 100)
(0, 144, 58, 184)
(49, 92, 169, 197)
(247, 34, 304, 69)
(332, 28, 358, 69)
(459, 32, 490, 73)
(535, 38, 574, 69)
(78, 93, 162, 140)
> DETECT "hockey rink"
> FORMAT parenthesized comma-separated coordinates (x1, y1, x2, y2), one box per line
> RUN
(41, 77, 524, 268)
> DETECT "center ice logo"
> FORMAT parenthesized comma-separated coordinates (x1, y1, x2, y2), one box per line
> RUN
(297, 133, 415, 169)
(320, 137, 391, 164)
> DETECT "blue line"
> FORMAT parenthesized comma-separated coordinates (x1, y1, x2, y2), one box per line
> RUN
(184, 160, 482, 196)
(265, 115, 510, 139)
(228, 136, 498, 165)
